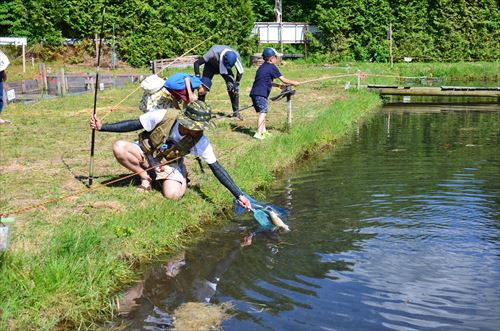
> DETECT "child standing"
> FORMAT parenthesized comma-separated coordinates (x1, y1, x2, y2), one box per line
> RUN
(249, 47, 299, 139)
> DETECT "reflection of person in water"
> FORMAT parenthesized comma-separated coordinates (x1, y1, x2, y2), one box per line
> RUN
(192, 246, 241, 303)
(192, 228, 279, 303)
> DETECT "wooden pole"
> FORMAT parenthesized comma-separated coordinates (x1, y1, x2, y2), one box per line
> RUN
(60, 68, 66, 96)
(39, 63, 48, 94)
(357, 70, 361, 90)
(56, 72, 61, 95)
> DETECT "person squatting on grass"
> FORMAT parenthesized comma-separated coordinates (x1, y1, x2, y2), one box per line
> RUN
(249, 47, 299, 140)
(89, 100, 251, 208)
(0, 50, 10, 125)
(164, 72, 212, 110)
(193, 45, 244, 119)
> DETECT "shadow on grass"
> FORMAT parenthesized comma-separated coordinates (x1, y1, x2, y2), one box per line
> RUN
(189, 184, 215, 205)
(229, 123, 254, 137)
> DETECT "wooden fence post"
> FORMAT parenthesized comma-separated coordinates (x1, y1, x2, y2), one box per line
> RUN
(39, 63, 48, 94)
(60, 68, 66, 96)
(357, 70, 361, 90)
(56, 73, 61, 96)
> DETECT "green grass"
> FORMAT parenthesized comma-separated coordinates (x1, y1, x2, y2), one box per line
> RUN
(0, 62, 493, 329)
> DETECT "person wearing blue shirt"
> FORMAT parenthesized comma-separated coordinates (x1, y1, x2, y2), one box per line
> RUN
(164, 73, 212, 109)
(249, 47, 299, 140)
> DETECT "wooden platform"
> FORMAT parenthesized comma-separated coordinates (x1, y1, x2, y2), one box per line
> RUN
(367, 85, 500, 97)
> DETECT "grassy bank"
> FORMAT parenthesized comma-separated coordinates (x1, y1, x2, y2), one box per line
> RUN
(0, 62, 493, 329)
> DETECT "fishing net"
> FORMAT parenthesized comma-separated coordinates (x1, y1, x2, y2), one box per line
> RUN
(234, 193, 289, 229)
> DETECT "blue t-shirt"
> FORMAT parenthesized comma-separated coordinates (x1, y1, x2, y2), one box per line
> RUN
(164, 73, 202, 91)
(249, 62, 282, 98)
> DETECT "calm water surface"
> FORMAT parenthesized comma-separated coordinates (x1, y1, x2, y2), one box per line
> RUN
(121, 103, 500, 331)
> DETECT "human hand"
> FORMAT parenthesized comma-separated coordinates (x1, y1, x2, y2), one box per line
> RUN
(238, 195, 251, 209)
(240, 234, 253, 247)
(89, 114, 102, 130)
(230, 83, 239, 96)
(189, 93, 198, 102)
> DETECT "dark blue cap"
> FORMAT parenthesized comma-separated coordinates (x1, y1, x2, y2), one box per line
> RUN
(200, 76, 212, 91)
(223, 51, 237, 70)
(262, 47, 281, 59)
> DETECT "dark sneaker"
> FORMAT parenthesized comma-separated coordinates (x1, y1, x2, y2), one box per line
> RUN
(228, 112, 243, 120)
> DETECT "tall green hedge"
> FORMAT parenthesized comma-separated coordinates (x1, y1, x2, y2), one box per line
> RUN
(313, 0, 499, 62)
(0, 0, 498, 65)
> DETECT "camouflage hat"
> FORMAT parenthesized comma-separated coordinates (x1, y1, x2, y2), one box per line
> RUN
(177, 100, 215, 131)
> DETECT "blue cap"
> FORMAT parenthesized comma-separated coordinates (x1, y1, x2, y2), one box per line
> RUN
(200, 76, 212, 91)
(262, 47, 281, 60)
(223, 51, 237, 70)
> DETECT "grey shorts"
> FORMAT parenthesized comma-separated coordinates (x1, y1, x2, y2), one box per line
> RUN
(251, 95, 268, 113)
(133, 141, 187, 184)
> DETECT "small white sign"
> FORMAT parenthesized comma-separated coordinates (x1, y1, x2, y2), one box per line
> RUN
(6, 89, 16, 101)
(403, 95, 411, 103)
(99, 82, 105, 91)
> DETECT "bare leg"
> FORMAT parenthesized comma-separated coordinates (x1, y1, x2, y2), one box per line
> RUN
(161, 179, 187, 200)
(257, 112, 267, 134)
(112, 140, 151, 184)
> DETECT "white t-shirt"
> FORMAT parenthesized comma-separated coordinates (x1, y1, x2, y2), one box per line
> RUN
(139, 109, 217, 164)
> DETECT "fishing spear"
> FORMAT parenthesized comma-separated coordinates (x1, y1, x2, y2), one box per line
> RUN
(88, 6, 106, 186)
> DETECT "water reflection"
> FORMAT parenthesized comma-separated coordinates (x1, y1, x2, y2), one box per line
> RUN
(120, 105, 500, 331)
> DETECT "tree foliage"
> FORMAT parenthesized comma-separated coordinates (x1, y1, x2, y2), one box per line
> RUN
(313, 0, 499, 61)
(0, 0, 498, 65)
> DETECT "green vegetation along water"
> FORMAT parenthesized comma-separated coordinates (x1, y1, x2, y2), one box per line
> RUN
(118, 102, 500, 330)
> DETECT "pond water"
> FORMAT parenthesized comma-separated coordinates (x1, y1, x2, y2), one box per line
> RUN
(119, 102, 500, 331)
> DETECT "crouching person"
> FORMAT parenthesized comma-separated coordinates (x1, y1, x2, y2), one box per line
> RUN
(89, 100, 250, 208)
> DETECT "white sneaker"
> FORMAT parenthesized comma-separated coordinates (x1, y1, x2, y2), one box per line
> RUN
(253, 132, 264, 140)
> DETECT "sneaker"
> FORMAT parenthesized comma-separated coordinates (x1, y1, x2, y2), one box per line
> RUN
(253, 132, 265, 140)
(228, 112, 243, 120)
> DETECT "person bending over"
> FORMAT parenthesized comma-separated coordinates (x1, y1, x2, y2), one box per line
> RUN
(164, 72, 212, 109)
(194, 45, 244, 119)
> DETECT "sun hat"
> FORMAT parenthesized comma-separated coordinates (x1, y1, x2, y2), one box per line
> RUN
(222, 51, 237, 70)
(140, 74, 165, 94)
(200, 76, 212, 91)
(262, 47, 281, 60)
(177, 100, 215, 131)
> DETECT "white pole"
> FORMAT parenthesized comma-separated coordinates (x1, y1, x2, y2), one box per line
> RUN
(22, 44, 26, 73)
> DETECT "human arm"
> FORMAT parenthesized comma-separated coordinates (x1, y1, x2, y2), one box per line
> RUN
(184, 77, 198, 102)
(235, 71, 243, 85)
(89, 114, 144, 132)
(278, 76, 299, 86)
(208, 161, 251, 209)
(193, 57, 206, 77)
